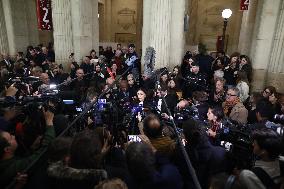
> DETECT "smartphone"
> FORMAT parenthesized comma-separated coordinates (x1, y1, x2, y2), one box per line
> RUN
(98, 99, 107, 104)
(128, 135, 141, 142)
(63, 100, 74, 105)
(76, 107, 83, 112)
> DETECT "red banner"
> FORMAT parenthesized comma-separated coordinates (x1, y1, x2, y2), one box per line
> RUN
(240, 0, 250, 11)
(216, 36, 223, 52)
(36, 0, 53, 30)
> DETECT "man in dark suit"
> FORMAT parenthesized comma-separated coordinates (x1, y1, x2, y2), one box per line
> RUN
(156, 86, 178, 116)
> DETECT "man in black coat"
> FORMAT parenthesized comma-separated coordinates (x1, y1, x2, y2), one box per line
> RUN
(183, 61, 208, 98)
(155, 86, 178, 115)
(80, 56, 94, 75)
(174, 118, 227, 189)
(69, 69, 89, 103)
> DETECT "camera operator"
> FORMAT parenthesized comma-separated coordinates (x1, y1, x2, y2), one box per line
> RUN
(250, 99, 279, 131)
(239, 129, 283, 189)
(169, 99, 199, 125)
(0, 85, 19, 131)
(49, 64, 69, 85)
(192, 91, 209, 121)
(32, 73, 50, 94)
(175, 118, 227, 189)
(0, 107, 55, 188)
(81, 87, 98, 110)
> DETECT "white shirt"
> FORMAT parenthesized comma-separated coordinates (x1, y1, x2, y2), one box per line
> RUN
(236, 81, 249, 102)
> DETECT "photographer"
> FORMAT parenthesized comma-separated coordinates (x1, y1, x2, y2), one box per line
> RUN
(0, 107, 55, 188)
(0, 85, 18, 131)
(251, 99, 277, 131)
(47, 130, 108, 189)
(171, 99, 200, 125)
(176, 118, 227, 189)
(126, 142, 183, 189)
(32, 73, 50, 94)
(239, 129, 283, 189)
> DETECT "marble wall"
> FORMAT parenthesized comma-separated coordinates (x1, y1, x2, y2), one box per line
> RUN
(186, 0, 243, 55)
(99, 0, 138, 45)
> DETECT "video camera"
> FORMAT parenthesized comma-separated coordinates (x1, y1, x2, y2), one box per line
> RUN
(174, 105, 199, 124)
(218, 121, 254, 169)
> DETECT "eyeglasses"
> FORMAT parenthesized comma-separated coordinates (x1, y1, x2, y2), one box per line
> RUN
(263, 90, 271, 95)
(226, 93, 237, 97)
(128, 79, 134, 81)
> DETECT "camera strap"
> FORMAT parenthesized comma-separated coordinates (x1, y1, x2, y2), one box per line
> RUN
(224, 175, 236, 189)
(251, 167, 278, 189)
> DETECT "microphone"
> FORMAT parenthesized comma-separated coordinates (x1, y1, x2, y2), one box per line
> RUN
(155, 80, 161, 91)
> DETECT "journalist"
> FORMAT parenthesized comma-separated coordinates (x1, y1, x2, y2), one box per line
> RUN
(0, 107, 55, 187)
(239, 129, 283, 189)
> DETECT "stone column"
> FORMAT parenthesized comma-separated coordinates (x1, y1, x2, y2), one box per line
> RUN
(0, 0, 9, 54)
(2, 0, 30, 55)
(238, 0, 258, 54)
(149, 0, 171, 69)
(52, 0, 74, 68)
(249, 0, 282, 91)
(70, 0, 99, 63)
(104, 0, 112, 42)
(141, 0, 152, 66)
(135, 0, 143, 56)
(142, 0, 185, 69)
(25, 0, 40, 46)
(142, 0, 171, 69)
(266, 1, 284, 92)
(169, 0, 185, 69)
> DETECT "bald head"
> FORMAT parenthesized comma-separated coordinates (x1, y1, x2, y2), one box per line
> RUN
(76, 68, 84, 80)
(40, 73, 50, 84)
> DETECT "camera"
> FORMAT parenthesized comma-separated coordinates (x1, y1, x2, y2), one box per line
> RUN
(98, 98, 107, 111)
(274, 114, 284, 124)
(218, 123, 254, 169)
(174, 105, 199, 123)
(131, 105, 143, 115)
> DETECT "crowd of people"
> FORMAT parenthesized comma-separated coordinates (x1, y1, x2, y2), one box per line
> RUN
(0, 42, 284, 189)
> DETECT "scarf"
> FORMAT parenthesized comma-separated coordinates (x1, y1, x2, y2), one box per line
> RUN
(210, 120, 221, 132)
(223, 98, 240, 116)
